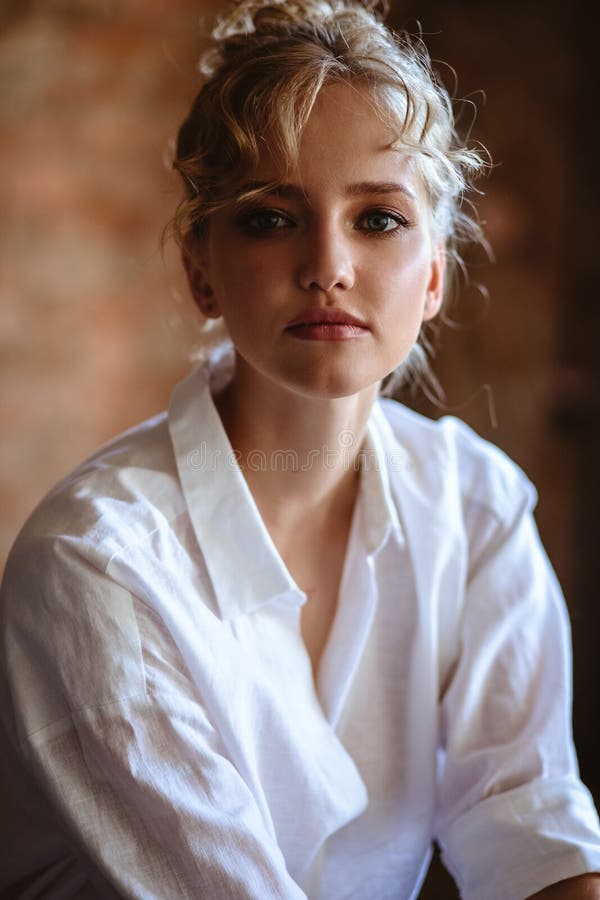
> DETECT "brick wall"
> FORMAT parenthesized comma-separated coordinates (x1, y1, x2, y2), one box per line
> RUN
(0, 0, 223, 561)
(1, 1, 597, 894)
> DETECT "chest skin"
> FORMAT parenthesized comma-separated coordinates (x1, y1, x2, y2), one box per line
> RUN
(280, 512, 353, 682)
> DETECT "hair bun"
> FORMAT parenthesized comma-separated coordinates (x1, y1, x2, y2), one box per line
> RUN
(213, 0, 386, 38)
(200, 0, 387, 76)
(214, 0, 338, 39)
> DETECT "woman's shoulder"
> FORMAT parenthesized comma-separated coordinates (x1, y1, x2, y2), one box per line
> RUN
(374, 397, 537, 522)
(8, 409, 185, 573)
(0, 411, 188, 729)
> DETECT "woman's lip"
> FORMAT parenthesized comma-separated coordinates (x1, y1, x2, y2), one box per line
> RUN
(285, 308, 369, 329)
(285, 323, 369, 341)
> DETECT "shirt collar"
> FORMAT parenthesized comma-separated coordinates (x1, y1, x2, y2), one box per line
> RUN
(168, 365, 303, 621)
(361, 402, 406, 555)
(167, 365, 405, 620)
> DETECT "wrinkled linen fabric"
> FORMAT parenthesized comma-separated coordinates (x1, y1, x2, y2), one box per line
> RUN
(1, 363, 600, 900)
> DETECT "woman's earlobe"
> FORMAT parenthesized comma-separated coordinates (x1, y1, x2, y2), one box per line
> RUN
(181, 241, 221, 318)
(423, 245, 446, 321)
(194, 281, 221, 319)
(199, 287, 221, 319)
(423, 291, 443, 321)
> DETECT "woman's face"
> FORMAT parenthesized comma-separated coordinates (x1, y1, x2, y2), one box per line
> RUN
(189, 81, 445, 401)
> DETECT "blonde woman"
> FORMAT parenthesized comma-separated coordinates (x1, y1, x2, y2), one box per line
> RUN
(1, 1, 599, 898)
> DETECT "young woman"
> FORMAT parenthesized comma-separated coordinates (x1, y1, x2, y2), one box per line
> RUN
(1, 1, 599, 898)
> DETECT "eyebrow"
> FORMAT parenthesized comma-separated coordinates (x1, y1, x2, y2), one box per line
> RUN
(233, 180, 416, 202)
(346, 181, 416, 200)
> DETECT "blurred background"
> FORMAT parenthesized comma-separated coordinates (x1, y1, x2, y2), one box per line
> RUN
(0, 0, 597, 895)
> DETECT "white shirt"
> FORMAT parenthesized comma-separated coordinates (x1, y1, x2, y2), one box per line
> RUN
(1, 363, 599, 900)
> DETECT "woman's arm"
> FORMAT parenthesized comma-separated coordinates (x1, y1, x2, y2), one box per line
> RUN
(435, 474, 600, 899)
(1, 536, 307, 900)
(527, 873, 600, 898)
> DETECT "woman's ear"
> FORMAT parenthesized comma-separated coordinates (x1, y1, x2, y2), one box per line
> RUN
(181, 234, 221, 319)
(422, 244, 446, 322)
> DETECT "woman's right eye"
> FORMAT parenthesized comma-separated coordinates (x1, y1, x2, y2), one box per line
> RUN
(237, 209, 295, 233)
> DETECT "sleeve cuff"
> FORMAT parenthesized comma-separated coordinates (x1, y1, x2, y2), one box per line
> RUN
(438, 776, 600, 900)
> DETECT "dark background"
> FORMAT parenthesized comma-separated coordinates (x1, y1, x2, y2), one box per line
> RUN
(0, 0, 597, 895)
(389, 0, 599, 894)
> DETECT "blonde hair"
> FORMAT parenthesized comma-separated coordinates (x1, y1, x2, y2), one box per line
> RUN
(169, 0, 489, 396)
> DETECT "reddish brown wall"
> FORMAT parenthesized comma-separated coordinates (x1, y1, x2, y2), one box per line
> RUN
(1, 1, 597, 895)
(0, 0, 221, 563)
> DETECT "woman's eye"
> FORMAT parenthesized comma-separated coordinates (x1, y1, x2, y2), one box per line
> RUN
(238, 209, 294, 232)
(358, 210, 408, 234)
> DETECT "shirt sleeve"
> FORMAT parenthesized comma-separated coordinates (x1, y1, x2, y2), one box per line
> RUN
(1, 536, 307, 900)
(435, 476, 600, 900)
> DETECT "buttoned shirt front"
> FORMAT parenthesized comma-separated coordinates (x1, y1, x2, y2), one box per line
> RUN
(1, 363, 599, 900)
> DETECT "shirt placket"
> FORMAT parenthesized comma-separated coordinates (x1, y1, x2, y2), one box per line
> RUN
(316, 504, 379, 730)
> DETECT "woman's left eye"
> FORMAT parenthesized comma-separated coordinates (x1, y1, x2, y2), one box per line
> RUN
(357, 210, 408, 234)
(236, 209, 294, 233)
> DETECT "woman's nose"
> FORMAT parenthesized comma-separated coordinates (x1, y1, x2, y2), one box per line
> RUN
(297, 225, 355, 293)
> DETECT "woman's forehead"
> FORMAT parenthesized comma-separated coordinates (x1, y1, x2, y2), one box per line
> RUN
(209, 81, 431, 213)
(242, 146, 425, 208)
(302, 80, 399, 141)
(255, 84, 423, 185)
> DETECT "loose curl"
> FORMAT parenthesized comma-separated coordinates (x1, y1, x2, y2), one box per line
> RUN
(167, 0, 490, 396)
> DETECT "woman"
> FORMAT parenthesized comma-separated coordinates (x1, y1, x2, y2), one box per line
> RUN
(1, 1, 599, 897)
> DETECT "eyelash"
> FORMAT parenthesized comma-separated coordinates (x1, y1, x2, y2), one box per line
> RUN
(357, 209, 411, 236)
(235, 207, 413, 237)
(236, 209, 294, 233)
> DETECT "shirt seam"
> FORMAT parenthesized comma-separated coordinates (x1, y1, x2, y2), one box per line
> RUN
(23, 688, 152, 741)
(104, 507, 191, 569)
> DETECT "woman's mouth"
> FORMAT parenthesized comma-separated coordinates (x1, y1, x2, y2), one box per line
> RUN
(285, 308, 370, 341)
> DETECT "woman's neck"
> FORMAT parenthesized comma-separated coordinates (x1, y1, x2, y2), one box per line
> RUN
(212, 362, 379, 533)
